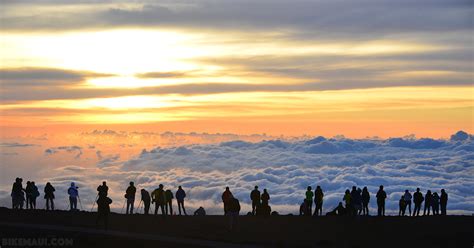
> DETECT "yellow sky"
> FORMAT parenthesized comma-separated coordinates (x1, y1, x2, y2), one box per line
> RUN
(1, 29, 473, 138)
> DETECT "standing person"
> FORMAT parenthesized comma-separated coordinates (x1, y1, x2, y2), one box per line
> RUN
(403, 190, 412, 216)
(413, 188, 424, 216)
(67, 182, 79, 211)
(221, 187, 233, 215)
(353, 188, 362, 215)
(30, 182, 39, 209)
(152, 184, 166, 216)
(305, 186, 314, 215)
(399, 196, 407, 216)
(440, 189, 448, 215)
(97, 181, 108, 197)
(165, 189, 174, 215)
(25, 181, 32, 209)
(11, 178, 25, 209)
(44, 182, 55, 210)
(250, 186, 261, 215)
(227, 196, 241, 231)
(176, 186, 187, 215)
(432, 192, 440, 215)
(314, 186, 324, 216)
(423, 190, 432, 216)
(141, 189, 151, 215)
(125, 182, 136, 214)
(343, 189, 352, 215)
(361, 187, 370, 216)
(261, 189, 270, 206)
(376, 185, 387, 216)
(96, 195, 112, 230)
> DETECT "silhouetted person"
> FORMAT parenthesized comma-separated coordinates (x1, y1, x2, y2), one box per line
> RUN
(97, 181, 108, 197)
(125, 182, 136, 214)
(314, 186, 324, 216)
(96, 195, 112, 230)
(352, 187, 362, 215)
(423, 190, 432, 216)
(194, 206, 206, 216)
(30, 182, 39, 209)
(300, 199, 310, 216)
(399, 196, 407, 216)
(256, 202, 271, 216)
(176, 186, 187, 215)
(250, 186, 261, 215)
(440, 189, 448, 215)
(327, 202, 346, 216)
(222, 187, 233, 215)
(67, 182, 79, 211)
(44, 182, 55, 210)
(141, 189, 151, 215)
(305, 186, 314, 215)
(11, 178, 25, 209)
(343, 189, 352, 215)
(361, 187, 370, 215)
(25, 181, 32, 209)
(413, 188, 424, 216)
(152, 184, 166, 215)
(432, 192, 440, 215)
(227, 196, 241, 230)
(261, 189, 270, 206)
(376, 185, 386, 216)
(165, 189, 173, 215)
(403, 190, 412, 216)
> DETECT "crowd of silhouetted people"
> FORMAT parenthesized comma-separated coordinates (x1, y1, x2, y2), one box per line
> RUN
(10, 177, 450, 228)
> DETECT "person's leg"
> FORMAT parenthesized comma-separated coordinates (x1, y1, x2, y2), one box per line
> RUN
(144, 202, 150, 215)
(408, 201, 411, 215)
(382, 202, 385, 216)
(154, 203, 158, 215)
(178, 201, 182, 215)
(131, 199, 134, 214)
(169, 202, 173, 215)
(46, 198, 50, 210)
(182, 201, 187, 215)
(51, 199, 54, 210)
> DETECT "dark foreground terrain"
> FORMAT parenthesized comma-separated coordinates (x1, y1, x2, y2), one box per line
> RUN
(0, 208, 472, 248)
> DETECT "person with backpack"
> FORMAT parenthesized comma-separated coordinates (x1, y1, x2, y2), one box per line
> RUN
(221, 187, 233, 215)
(361, 187, 370, 216)
(376, 185, 387, 216)
(227, 196, 241, 230)
(261, 189, 270, 206)
(141, 189, 151, 215)
(423, 190, 432, 216)
(125, 182, 136, 214)
(67, 182, 79, 211)
(314, 186, 324, 216)
(176, 186, 187, 215)
(165, 189, 174, 215)
(403, 190, 412, 216)
(44, 182, 55, 210)
(250, 186, 261, 215)
(152, 184, 166, 216)
(305, 186, 314, 215)
(96, 195, 112, 230)
(440, 189, 448, 215)
(413, 188, 424, 216)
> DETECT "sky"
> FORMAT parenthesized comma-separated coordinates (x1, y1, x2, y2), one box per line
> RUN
(0, 0, 473, 214)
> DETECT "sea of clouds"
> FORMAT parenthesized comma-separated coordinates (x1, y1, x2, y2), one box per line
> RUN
(0, 131, 473, 215)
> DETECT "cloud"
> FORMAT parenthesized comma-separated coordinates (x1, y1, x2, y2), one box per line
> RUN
(0, 68, 114, 86)
(1, 130, 473, 214)
(44, 146, 83, 159)
(0, 142, 37, 147)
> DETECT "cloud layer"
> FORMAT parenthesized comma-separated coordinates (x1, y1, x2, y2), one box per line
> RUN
(2, 131, 472, 215)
